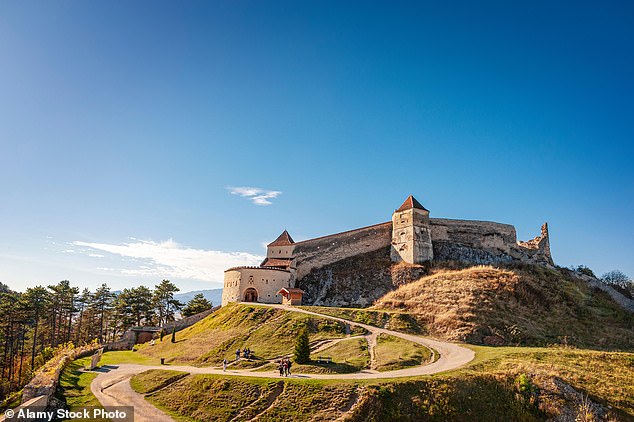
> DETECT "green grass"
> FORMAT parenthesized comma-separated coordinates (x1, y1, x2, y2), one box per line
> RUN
(284, 337, 372, 374)
(134, 346, 634, 421)
(56, 357, 111, 422)
(374, 334, 433, 372)
(301, 305, 426, 335)
(0, 390, 22, 412)
(140, 373, 359, 421)
(56, 351, 158, 421)
(130, 369, 188, 394)
(99, 350, 158, 366)
(136, 303, 364, 366)
(58, 357, 101, 408)
(137, 371, 543, 421)
(459, 346, 634, 419)
(316, 337, 370, 370)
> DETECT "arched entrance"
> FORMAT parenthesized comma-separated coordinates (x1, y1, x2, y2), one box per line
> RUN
(244, 288, 258, 302)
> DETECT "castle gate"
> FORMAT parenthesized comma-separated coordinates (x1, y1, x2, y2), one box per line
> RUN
(244, 288, 258, 302)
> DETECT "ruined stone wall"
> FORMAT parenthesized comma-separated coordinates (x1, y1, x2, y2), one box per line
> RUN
(22, 344, 100, 407)
(431, 218, 520, 264)
(430, 218, 517, 251)
(429, 218, 553, 266)
(293, 222, 392, 281)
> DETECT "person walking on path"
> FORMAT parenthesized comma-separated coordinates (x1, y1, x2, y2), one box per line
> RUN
(223, 359, 228, 372)
(286, 359, 292, 376)
(278, 360, 284, 376)
(235, 349, 241, 361)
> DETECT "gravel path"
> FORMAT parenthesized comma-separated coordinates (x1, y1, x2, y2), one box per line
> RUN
(90, 304, 475, 421)
(91, 367, 175, 422)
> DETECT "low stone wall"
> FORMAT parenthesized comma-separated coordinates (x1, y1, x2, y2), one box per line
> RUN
(0, 396, 48, 422)
(108, 306, 220, 351)
(21, 343, 100, 407)
(162, 306, 218, 332)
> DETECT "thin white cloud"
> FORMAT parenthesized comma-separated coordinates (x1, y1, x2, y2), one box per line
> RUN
(88, 253, 105, 258)
(227, 186, 282, 206)
(73, 239, 263, 283)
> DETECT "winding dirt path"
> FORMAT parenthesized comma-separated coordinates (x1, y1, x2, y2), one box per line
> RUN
(90, 304, 475, 421)
(91, 367, 174, 422)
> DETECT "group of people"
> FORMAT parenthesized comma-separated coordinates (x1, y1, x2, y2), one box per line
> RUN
(235, 347, 254, 360)
(277, 358, 292, 377)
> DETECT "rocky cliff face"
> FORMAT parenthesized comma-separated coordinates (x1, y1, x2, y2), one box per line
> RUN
(296, 247, 426, 307)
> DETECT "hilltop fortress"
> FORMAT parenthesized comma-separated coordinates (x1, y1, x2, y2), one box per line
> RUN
(222, 195, 553, 306)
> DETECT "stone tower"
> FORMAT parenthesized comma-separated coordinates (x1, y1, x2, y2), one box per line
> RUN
(390, 195, 433, 264)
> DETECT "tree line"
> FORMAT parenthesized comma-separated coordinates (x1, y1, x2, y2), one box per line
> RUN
(0, 279, 212, 404)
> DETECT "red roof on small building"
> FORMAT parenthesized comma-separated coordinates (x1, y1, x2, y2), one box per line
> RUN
(268, 230, 295, 247)
(396, 195, 429, 212)
(277, 287, 304, 295)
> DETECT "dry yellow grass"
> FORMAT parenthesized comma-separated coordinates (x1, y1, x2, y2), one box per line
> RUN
(374, 265, 634, 348)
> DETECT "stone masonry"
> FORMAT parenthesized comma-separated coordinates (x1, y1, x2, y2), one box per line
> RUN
(221, 195, 554, 306)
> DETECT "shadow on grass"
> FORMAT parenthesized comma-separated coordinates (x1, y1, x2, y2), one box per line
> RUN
(90, 365, 119, 373)
(296, 360, 361, 374)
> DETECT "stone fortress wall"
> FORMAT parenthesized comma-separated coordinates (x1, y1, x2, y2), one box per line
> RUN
(221, 195, 553, 306)
(292, 222, 393, 280)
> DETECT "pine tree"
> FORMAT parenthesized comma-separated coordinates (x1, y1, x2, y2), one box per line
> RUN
(153, 280, 183, 326)
(182, 293, 212, 317)
(91, 284, 115, 343)
(170, 326, 176, 343)
(22, 286, 50, 370)
(293, 326, 310, 364)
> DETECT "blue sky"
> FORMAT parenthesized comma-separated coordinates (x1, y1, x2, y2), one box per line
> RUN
(1, 1, 632, 292)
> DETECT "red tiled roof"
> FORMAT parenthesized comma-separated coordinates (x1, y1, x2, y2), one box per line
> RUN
(396, 195, 429, 212)
(268, 230, 295, 247)
(261, 258, 292, 268)
(278, 287, 304, 295)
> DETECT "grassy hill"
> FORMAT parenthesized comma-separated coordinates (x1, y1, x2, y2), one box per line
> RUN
(129, 346, 634, 421)
(137, 303, 367, 366)
(373, 264, 634, 349)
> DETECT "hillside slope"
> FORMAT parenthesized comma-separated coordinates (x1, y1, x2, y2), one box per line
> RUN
(137, 303, 363, 365)
(296, 247, 426, 307)
(374, 265, 634, 349)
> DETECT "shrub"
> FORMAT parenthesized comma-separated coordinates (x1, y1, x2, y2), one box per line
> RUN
(294, 326, 310, 364)
(573, 265, 595, 278)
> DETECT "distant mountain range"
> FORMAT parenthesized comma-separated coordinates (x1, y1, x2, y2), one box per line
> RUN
(174, 289, 223, 307)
